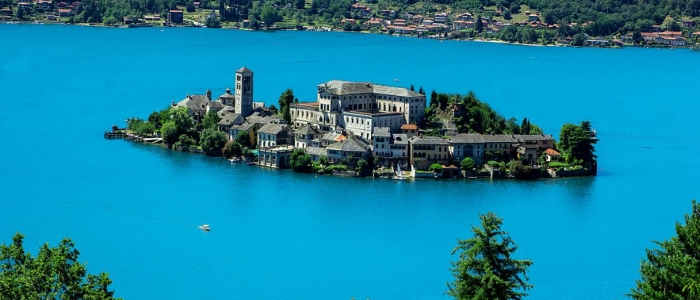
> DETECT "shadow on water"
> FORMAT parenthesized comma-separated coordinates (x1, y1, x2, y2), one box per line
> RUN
(558, 176, 596, 208)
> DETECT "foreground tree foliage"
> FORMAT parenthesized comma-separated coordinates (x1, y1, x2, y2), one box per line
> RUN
(0, 233, 119, 299)
(630, 200, 700, 300)
(448, 212, 533, 300)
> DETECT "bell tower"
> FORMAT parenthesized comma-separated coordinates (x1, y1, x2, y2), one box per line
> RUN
(235, 66, 254, 117)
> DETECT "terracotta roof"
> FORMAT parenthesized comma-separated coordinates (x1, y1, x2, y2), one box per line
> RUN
(545, 148, 560, 156)
(401, 124, 418, 130)
(327, 134, 369, 152)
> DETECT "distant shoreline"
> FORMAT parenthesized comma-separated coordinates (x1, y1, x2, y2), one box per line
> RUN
(3, 21, 693, 50)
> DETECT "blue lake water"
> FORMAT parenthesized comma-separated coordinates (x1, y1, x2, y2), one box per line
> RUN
(2, 24, 700, 299)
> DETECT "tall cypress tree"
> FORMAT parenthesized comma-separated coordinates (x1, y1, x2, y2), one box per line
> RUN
(429, 90, 438, 108)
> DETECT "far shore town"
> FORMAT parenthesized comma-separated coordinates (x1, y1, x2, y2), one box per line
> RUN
(4, 0, 699, 49)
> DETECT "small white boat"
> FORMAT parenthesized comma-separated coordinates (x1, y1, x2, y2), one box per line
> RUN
(393, 164, 406, 181)
(229, 157, 241, 163)
(198, 224, 210, 231)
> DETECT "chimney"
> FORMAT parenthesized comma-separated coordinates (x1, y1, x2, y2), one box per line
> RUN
(206, 89, 212, 101)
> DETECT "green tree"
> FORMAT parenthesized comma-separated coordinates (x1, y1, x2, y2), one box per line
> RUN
(447, 212, 533, 300)
(158, 107, 173, 128)
(205, 16, 221, 28)
(630, 200, 700, 299)
(290, 148, 312, 172)
(460, 157, 475, 171)
(505, 117, 521, 134)
(235, 131, 252, 148)
(503, 9, 511, 20)
(319, 155, 329, 165)
(15, 6, 24, 19)
(148, 111, 162, 129)
(355, 159, 368, 173)
(558, 121, 597, 165)
(161, 121, 178, 147)
(171, 106, 194, 134)
(127, 117, 155, 136)
(260, 4, 280, 27)
(0, 233, 120, 299)
(429, 163, 443, 172)
(278, 89, 295, 123)
(268, 104, 279, 114)
(430, 90, 438, 108)
(174, 134, 196, 149)
(475, 15, 483, 33)
(203, 110, 221, 130)
(521, 118, 530, 135)
(223, 140, 243, 158)
(200, 128, 227, 156)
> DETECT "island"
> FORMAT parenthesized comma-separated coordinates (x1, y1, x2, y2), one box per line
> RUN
(2, 0, 699, 49)
(106, 66, 598, 180)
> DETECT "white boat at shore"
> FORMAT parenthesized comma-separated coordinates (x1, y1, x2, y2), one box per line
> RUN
(393, 164, 406, 181)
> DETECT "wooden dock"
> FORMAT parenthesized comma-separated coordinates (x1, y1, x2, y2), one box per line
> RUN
(104, 132, 127, 139)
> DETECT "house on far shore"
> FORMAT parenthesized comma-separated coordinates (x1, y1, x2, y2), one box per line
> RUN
(168, 9, 183, 24)
(58, 8, 73, 17)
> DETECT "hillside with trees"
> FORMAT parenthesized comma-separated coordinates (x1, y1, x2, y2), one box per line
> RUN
(4, 0, 700, 45)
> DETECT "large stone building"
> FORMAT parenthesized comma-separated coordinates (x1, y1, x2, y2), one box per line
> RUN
(290, 80, 426, 141)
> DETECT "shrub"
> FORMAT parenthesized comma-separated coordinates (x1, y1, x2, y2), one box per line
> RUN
(461, 157, 475, 170)
(174, 134, 195, 150)
(548, 162, 567, 169)
(429, 163, 444, 172)
(324, 164, 348, 173)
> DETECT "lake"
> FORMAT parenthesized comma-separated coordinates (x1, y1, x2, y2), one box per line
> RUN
(1, 24, 700, 299)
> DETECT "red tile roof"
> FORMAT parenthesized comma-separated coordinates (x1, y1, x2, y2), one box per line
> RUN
(545, 148, 560, 156)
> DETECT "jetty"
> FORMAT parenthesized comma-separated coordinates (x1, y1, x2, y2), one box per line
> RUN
(104, 131, 127, 139)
